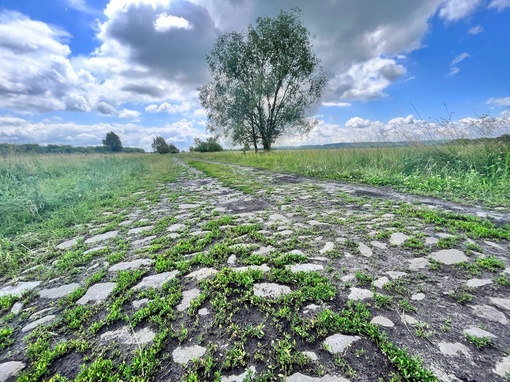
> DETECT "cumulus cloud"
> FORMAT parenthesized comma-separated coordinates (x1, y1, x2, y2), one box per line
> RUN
(487, 97, 510, 106)
(118, 108, 141, 120)
(488, 0, 510, 11)
(322, 102, 352, 107)
(145, 101, 192, 114)
(439, 0, 482, 21)
(345, 117, 373, 129)
(154, 13, 193, 32)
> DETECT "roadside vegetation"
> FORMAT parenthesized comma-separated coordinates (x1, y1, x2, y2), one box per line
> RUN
(184, 137, 510, 207)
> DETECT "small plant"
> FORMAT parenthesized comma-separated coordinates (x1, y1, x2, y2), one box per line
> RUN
(398, 299, 416, 313)
(441, 319, 452, 332)
(373, 293, 393, 309)
(429, 259, 441, 271)
(414, 323, 435, 338)
(355, 270, 374, 286)
(496, 274, 510, 286)
(448, 287, 474, 304)
(403, 237, 425, 250)
(476, 255, 505, 271)
(465, 335, 493, 349)
(465, 242, 483, 253)
(0, 326, 14, 350)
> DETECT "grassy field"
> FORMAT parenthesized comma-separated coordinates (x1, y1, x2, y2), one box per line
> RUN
(184, 141, 510, 208)
(0, 153, 178, 279)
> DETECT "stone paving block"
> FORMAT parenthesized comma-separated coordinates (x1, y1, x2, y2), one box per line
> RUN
(185, 268, 218, 281)
(100, 326, 155, 345)
(39, 283, 81, 299)
(108, 259, 153, 272)
(0, 281, 41, 297)
(489, 297, 510, 311)
(253, 283, 291, 298)
(408, 257, 429, 270)
(319, 242, 334, 254)
(466, 278, 492, 288)
(286, 373, 349, 382)
(21, 315, 56, 333)
(348, 288, 373, 301)
(494, 356, 510, 377)
(56, 238, 79, 250)
(128, 226, 154, 235)
(373, 277, 389, 289)
(77, 282, 116, 304)
(358, 243, 373, 257)
(177, 288, 201, 311)
(172, 345, 207, 364)
(323, 333, 360, 354)
(390, 232, 408, 246)
(0, 361, 25, 382)
(85, 231, 118, 244)
(133, 271, 179, 290)
(437, 342, 471, 358)
(470, 304, 508, 324)
(287, 264, 324, 273)
(463, 327, 497, 338)
(221, 366, 256, 382)
(370, 316, 394, 327)
(429, 249, 468, 265)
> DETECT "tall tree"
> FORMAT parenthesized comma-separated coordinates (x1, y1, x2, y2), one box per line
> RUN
(152, 136, 170, 154)
(199, 8, 326, 151)
(102, 132, 123, 152)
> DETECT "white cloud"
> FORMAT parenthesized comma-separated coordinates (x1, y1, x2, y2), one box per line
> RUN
(345, 117, 373, 129)
(488, 0, 510, 11)
(118, 108, 141, 119)
(154, 13, 193, 32)
(322, 102, 352, 107)
(487, 97, 510, 106)
(388, 115, 415, 125)
(452, 52, 471, 64)
(145, 101, 192, 114)
(467, 25, 484, 34)
(439, 0, 482, 21)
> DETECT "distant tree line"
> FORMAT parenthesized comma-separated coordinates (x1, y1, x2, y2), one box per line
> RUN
(151, 136, 180, 154)
(0, 143, 144, 156)
(189, 137, 223, 152)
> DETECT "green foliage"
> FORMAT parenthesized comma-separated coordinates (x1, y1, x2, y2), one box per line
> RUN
(102, 131, 123, 152)
(0, 326, 14, 350)
(475, 255, 506, 271)
(190, 137, 223, 153)
(465, 335, 493, 349)
(152, 136, 180, 154)
(199, 8, 326, 151)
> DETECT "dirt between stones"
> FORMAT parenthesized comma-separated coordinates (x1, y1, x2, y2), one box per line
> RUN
(0, 157, 509, 382)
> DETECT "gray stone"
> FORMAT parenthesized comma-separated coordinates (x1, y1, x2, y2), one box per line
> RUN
(234, 264, 270, 273)
(179, 203, 200, 209)
(83, 246, 107, 255)
(323, 333, 360, 354)
(390, 232, 408, 246)
(438, 342, 470, 358)
(470, 304, 508, 324)
(0, 281, 41, 297)
(119, 220, 133, 226)
(411, 293, 426, 301)
(198, 308, 209, 316)
(358, 243, 373, 257)
(0, 361, 25, 382)
(186, 268, 218, 281)
(466, 278, 492, 288)
(253, 246, 275, 256)
(490, 297, 510, 311)
(463, 327, 497, 338)
(370, 241, 387, 249)
(100, 326, 155, 345)
(386, 271, 406, 280)
(401, 314, 419, 325)
(370, 316, 394, 327)
(484, 240, 503, 250)
(278, 230, 294, 236)
(373, 277, 389, 289)
(108, 259, 154, 272)
(39, 283, 80, 299)
(341, 275, 355, 283)
(227, 255, 237, 265)
(132, 298, 149, 309)
(77, 282, 116, 304)
(56, 238, 79, 250)
(429, 249, 468, 265)
(303, 304, 321, 314)
(172, 345, 207, 364)
(348, 288, 373, 301)
(409, 257, 430, 270)
(286, 373, 349, 382)
(253, 283, 291, 298)
(11, 302, 23, 315)
(128, 226, 154, 235)
(21, 315, 56, 333)
(85, 230, 118, 244)
(133, 271, 179, 290)
(132, 236, 157, 247)
(494, 356, 510, 378)
(168, 224, 186, 232)
(168, 233, 180, 239)
(30, 307, 55, 320)
(287, 264, 323, 273)
(302, 351, 318, 361)
(319, 242, 334, 254)
(177, 288, 201, 311)
(425, 237, 439, 245)
(268, 214, 290, 223)
(221, 366, 256, 382)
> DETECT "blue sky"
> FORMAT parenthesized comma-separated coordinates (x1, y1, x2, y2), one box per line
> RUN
(0, 0, 509, 151)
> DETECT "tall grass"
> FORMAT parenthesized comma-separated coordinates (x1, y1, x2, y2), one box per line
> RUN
(185, 140, 510, 207)
(0, 154, 145, 237)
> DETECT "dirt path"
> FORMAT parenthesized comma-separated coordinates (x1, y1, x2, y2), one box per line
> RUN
(1, 158, 509, 381)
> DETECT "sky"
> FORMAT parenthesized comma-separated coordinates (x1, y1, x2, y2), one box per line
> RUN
(0, 0, 509, 151)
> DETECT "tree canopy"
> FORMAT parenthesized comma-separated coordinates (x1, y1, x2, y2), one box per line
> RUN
(189, 137, 224, 152)
(199, 8, 326, 152)
(152, 136, 179, 154)
(102, 132, 123, 152)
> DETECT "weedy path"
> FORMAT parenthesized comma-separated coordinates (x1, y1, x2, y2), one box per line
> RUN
(1, 158, 509, 381)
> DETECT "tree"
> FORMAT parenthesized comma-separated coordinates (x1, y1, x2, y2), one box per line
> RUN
(152, 136, 179, 154)
(199, 8, 326, 152)
(190, 137, 223, 152)
(102, 132, 123, 152)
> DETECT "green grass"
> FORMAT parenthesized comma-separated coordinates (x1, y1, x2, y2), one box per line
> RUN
(0, 153, 178, 280)
(183, 140, 510, 207)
